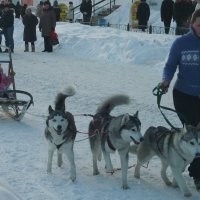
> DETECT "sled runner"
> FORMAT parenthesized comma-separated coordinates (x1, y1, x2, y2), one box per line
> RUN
(0, 47, 33, 121)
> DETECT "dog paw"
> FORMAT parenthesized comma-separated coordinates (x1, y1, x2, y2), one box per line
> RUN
(184, 192, 192, 197)
(134, 173, 140, 179)
(121, 185, 130, 190)
(70, 175, 76, 182)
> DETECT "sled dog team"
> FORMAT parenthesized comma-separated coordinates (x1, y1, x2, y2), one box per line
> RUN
(45, 86, 200, 197)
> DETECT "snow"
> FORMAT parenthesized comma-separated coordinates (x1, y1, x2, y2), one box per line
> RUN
(0, 1, 199, 200)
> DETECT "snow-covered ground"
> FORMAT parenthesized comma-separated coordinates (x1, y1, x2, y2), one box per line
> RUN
(0, 1, 199, 200)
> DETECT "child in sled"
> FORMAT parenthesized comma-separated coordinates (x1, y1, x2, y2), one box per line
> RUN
(0, 65, 13, 98)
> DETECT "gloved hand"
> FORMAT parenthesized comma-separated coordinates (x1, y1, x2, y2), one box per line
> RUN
(83, 12, 87, 15)
(158, 81, 170, 93)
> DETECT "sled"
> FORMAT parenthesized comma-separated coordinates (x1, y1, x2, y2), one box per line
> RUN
(0, 47, 33, 121)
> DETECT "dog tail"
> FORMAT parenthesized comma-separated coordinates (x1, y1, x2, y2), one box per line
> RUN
(129, 144, 138, 154)
(55, 86, 76, 112)
(96, 94, 130, 115)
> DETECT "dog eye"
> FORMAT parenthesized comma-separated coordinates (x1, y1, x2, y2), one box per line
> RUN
(53, 119, 56, 122)
(132, 128, 136, 132)
(61, 119, 64, 122)
(190, 141, 195, 145)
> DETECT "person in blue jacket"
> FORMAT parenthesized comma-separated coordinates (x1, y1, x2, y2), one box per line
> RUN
(160, 9, 200, 191)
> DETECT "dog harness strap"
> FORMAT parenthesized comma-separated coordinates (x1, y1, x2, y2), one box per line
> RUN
(107, 135, 116, 151)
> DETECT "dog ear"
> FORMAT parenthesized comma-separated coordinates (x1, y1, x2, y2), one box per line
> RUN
(121, 113, 129, 126)
(134, 111, 139, 118)
(48, 105, 54, 114)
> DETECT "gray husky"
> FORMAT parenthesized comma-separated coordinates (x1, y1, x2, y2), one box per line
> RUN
(130, 124, 200, 197)
(89, 95, 144, 189)
(45, 86, 77, 181)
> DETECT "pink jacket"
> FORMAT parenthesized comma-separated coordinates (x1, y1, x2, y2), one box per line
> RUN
(0, 67, 12, 92)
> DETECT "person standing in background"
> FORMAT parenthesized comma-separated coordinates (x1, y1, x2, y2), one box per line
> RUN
(68, 1, 74, 23)
(15, 1, 22, 19)
(53, 0, 61, 22)
(80, 0, 92, 24)
(39, 1, 56, 52)
(36, 1, 43, 18)
(161, 0, 174, 34)
(20, 4, 27, 18)
(22, 8, 38, 52)
(136, 0, 150, 32)
(1, 4, 14, 52)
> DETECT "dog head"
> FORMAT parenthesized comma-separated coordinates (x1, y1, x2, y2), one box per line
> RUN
(46, 105, 69, 135)
(179, 123, 200, 158)
(120, 111, 144, 144)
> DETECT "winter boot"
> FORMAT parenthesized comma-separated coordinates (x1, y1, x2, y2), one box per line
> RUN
(31, 44, 35, 52)
(24, 44, 29, 52)
(194, 179, 200, 191)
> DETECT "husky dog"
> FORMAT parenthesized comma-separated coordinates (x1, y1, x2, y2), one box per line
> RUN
(131, 124, 200, 197)
(45, 86, 77, 181)
(89, 95, 143, 189)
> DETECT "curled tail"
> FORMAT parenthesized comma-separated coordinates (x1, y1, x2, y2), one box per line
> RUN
(96, 94, 130, 116)
(55, 86, 75, 112)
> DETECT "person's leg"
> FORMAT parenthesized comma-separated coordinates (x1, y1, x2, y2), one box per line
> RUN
(173, 89, 200, 190)
(24, 41, 29, 52)
(164, 20, 171, 34)
(43, 36, 48, 52)
(46, 36, 52, 52)
(7, 26, 14, 52)
(3, 28, 9, 51)
(31, 42, 35, 52)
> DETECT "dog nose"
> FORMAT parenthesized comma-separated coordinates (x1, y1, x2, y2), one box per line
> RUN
(140, 137, 144, 142)
(57, 125, 62, 130)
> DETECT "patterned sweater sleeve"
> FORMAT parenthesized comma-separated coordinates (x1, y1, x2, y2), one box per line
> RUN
(162, 38, 181, 82)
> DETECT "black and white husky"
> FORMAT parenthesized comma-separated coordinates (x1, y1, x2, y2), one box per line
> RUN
(88, 95, 144, 189)
(130, 124, 200, 197)
(45, 86, 77, 181)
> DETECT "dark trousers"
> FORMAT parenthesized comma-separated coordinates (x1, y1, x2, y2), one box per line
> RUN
(3, 26, 14, 50)
(173, 89, 200, 179)
(83, 15, 91, 24)
(44, 36, 52, 52)
(163, 20, 171, 34)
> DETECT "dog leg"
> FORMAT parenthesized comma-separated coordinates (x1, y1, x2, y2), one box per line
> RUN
(92, 153, 100, 175)
(161, 161, 171, 185)
(47, 149, 54, 174)
(57, 151, 63, 167)
(170, 166, 192, 197)
(102, 150, 113, 173)
(65, 143, 76, 182)
(134, 145, 154, 179)
(172, 177, 178, 188)
(119, 148, 129, 189)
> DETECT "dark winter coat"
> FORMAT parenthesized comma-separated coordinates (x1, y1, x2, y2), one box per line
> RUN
(136, 1, 150, 26)
(161, 0, 174, 22)
(39, 7, 56, 37)
(80, 0, 92, 17)
(173, 0, 194, 25)
(22, 14, 38, 42)
(1, 9, 14, 28)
